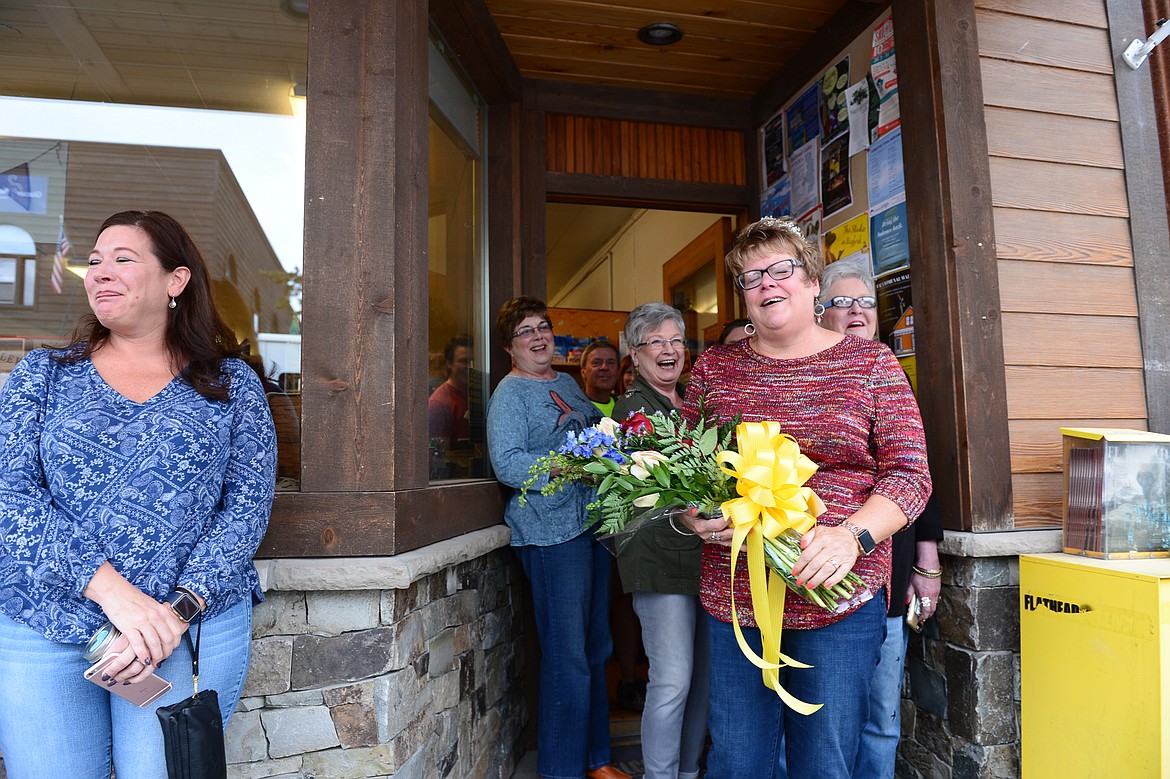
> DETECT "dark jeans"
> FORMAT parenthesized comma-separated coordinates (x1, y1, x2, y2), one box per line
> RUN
(515, 532, 614, 779)
(705, 590, 886, 779)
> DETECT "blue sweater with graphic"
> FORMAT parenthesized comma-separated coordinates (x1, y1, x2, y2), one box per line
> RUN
(486, 372, 601, 546)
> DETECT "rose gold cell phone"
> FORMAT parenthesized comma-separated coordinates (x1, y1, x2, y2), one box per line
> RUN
(84, 651, 172, 708)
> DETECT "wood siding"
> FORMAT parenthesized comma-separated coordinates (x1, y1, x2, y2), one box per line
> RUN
(0, 141, 290, 343)
(977, 0, 1146, 529)
(545, 114, 746, 186)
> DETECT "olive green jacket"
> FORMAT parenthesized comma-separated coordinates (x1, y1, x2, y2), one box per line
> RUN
(613, 375, 703, 595)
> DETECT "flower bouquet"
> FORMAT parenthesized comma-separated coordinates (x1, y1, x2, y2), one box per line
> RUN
(521, 408, 871, 615)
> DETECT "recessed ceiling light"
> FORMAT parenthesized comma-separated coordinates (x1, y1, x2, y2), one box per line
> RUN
(637, 22, 683, 46)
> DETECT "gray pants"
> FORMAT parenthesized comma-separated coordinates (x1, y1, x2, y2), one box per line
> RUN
(632, 591, 711, 779)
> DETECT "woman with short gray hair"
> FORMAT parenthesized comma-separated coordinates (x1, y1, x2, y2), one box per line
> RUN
(613, 301, 708, 779)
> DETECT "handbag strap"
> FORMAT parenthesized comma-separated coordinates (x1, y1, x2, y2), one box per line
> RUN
(183, 617, 203, 695)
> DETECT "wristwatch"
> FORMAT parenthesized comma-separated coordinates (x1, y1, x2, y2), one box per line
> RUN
(840, 520, 877, 556)
(164, 587, 204, 623)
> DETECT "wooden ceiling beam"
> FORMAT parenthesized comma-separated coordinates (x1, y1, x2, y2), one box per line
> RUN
(530, 78, 752, 130)
(430, 0, 523, 104)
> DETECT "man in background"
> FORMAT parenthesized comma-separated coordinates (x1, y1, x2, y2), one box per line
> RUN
(580, 340, 620, 418)
(429, 334, 472, 477)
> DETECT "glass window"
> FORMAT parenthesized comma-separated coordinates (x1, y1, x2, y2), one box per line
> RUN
(0, 2, 306, 480)
(427, 39, 488, 481)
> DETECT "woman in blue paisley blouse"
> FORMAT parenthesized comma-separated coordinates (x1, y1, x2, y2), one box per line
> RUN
(0, 210, 276, 779)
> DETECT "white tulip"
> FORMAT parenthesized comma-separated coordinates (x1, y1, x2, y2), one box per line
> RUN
(597, 417, 621, 439)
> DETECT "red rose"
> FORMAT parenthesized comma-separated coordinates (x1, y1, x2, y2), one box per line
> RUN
(621, 411, 654, 436)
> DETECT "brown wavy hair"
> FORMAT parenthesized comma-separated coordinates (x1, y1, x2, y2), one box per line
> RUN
(56, 210, 242, 401)
(496, 295, 550, 348)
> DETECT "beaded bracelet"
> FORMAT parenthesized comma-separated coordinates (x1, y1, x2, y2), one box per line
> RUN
(912, 565, 942, 579)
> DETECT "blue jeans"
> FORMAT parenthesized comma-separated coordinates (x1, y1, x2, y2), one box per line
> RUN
(0, 598, 253, 779)
(632, 591, 710, 779)
(515, 533, 613, 779)
(854, 614, 908, 779)
(705, 591, 886, 779)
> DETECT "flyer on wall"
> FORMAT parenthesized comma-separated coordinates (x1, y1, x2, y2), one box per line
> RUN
(797, 206, 822, 249)
(845, 79, 871, 156)
(823, 212, 869, 267)
(875, 267, 916, 393)
(819, 56, 850, 142)
(821, 134, 852, 218)
(871, 17, 900, 136)
(786, 83, 821, 155)
(867, 127, 905, 214)
(870, 201, 910, 276)
(789, 138, 820, 219)
(760, 109, 786, 187)
(760, 177, 791, 219)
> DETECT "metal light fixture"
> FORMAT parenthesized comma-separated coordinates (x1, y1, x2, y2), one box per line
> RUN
(281, 0, 308, 18)
(637, 22, 683, 46)
(288, 82, 307, 117)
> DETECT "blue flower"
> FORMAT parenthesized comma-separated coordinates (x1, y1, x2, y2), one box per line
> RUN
(601, 448, 627, 465)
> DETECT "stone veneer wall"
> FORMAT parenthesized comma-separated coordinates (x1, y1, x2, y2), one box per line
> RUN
(227, 526, 526, 779)
(895, 529, 1061, 779)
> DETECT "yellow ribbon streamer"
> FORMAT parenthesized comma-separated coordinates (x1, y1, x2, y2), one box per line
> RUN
(717, 421, 828, 715)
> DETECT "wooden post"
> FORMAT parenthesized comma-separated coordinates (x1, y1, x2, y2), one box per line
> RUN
(893, 0, 1014, 531)
(301, 0, 429, 492)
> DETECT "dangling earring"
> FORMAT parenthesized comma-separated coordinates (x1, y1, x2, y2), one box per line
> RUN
(813, 302, 826, 318)
(169, 296, 177, 309)
(743, 322, 756, 336)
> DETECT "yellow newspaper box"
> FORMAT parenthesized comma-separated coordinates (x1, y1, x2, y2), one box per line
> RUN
(1020, 553, 1170, 777)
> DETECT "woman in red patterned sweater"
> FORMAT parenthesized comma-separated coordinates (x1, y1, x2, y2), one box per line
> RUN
(680, 218, 931, 779)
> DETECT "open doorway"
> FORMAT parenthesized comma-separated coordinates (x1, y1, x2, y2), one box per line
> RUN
(543, 201, 744, 760)
(545, 203, 742, 364)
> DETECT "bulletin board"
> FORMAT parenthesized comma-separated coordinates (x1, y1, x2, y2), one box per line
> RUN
(755, 10, 916, 387)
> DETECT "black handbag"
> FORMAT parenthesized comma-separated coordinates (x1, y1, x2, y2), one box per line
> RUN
(156, 619, 228, 779)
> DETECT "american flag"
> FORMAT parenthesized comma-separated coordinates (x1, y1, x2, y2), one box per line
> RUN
(52, 217, 69, 295)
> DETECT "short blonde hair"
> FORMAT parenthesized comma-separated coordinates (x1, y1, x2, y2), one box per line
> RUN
(725, 217, 823, 284)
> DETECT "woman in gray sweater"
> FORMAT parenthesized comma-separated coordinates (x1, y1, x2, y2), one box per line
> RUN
(486, 296, 628, 779)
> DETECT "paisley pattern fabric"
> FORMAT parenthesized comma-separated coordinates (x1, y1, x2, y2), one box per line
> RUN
(0, 349, 276, 644)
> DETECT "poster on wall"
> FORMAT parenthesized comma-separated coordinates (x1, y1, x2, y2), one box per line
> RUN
(760, 177, 791, 218)
(819, 56, 850, 142)
(845, 80, 871, 156)
(789, 138, 820, 219)
(870, 201, 910, 275)
(875, 268, 916, 391)
(823, 213, 869, 267)
(821, 135, 852, 218)
(867, 127, 905, 214)
(786, 84, 821, 155)
(760, 109, 786, 187)
(871, 17, 900, 136)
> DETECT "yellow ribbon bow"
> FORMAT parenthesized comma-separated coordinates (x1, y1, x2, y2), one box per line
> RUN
(717, 420, 828, 715)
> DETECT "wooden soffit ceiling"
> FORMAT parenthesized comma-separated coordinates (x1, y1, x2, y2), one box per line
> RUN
(0, 0, 853, 114)
(483, 0, 849, 99)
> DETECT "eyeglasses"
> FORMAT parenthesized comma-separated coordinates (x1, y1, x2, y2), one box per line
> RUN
(635, 337, 685, 351)
(822, 295, 877, 309)
(735, 259, 803, 290)
(512, 322, 553, 340)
